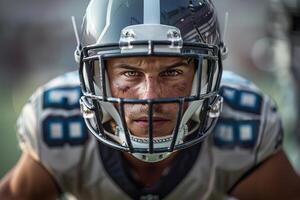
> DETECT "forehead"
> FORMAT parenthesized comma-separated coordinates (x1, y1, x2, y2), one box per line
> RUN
(106, 56, 190, 68)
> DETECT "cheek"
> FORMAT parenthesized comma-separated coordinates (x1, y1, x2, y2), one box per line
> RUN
(167, 81, 193, 97)
(110, 79, 139, 98)
(112, 83, 129, 94)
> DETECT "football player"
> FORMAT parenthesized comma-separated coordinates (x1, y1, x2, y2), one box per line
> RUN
(0, 0, 299, 199)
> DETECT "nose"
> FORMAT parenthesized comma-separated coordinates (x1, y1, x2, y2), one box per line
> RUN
(141, 76, 163, 100)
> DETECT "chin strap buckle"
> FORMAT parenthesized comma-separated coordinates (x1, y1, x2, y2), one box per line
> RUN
(209, 95, 223, 118)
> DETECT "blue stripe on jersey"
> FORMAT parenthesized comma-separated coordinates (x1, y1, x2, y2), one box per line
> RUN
(98, 139, 202, 199)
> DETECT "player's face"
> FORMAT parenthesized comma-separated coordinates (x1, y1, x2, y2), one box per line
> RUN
(107, 56, 195, 138)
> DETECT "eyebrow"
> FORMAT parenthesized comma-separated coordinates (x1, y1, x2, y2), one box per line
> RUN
(165, 61, 190, 69)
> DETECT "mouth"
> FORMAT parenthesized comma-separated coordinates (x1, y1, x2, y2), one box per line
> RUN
(133, 117, 170, 128)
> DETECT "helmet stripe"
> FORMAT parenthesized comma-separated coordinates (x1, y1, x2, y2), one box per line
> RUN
(144, 0, 161, 24)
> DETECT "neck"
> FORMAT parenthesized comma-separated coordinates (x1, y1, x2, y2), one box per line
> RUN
(122, 152, 178, 187)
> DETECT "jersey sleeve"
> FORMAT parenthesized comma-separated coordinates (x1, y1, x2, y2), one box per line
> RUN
(17, 87, 40, 160)
(254, 96, 283, 163)
(17, 88, 42, 161)
(16, 72, 90, 194)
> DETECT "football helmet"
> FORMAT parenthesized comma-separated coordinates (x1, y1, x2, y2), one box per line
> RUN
(77, 0, 226, 162)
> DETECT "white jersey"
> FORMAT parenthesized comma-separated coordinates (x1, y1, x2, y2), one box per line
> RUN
(17, 71, 283, 200)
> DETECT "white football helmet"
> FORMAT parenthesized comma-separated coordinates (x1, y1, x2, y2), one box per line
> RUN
(76, 0, 226, 162)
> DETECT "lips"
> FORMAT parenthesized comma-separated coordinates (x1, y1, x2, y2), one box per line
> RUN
(133, 116, 170, 128)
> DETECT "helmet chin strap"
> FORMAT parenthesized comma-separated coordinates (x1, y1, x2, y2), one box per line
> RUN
(132, 152, 173, 163)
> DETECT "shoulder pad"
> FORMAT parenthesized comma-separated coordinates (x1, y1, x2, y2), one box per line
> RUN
(211, 72, 283, 170)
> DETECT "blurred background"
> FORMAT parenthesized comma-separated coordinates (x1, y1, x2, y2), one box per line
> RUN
(0, 0, 90, 177)
(0, 0, 299, 178)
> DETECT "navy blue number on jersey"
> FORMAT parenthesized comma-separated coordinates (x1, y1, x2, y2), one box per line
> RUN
(42, 87, 88, 147)
(213, 86, 263, 149)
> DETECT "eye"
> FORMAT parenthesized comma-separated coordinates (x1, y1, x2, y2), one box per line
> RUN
(160, 69, 182, 77)
(123, 71, 141, 77)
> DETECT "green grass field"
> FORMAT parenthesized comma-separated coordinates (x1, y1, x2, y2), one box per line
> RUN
(0, 79, 44, 178)
(0, 88, 22, 177)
